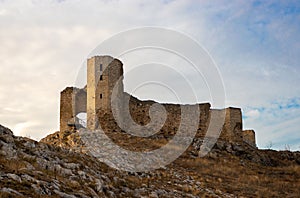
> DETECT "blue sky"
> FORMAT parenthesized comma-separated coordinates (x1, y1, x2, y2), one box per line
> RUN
(0, 0, 299, 150)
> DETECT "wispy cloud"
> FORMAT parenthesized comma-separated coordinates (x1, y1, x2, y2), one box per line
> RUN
(243, 97, 300, 150)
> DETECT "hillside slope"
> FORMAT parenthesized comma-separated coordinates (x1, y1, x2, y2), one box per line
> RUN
(1, 124, 300, 197)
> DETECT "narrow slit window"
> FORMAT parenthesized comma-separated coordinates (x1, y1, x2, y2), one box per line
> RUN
(100, 75, 103, 81)
(100, 94, 103, 99)
(100, 64, 103, 71)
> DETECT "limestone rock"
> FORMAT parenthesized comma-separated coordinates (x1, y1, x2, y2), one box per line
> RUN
(1, 187, 23, 196)
(6, 174, 21, 183)
(0, 124, 13, 136)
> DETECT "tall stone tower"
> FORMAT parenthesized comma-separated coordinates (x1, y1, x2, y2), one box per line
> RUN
(87, 56, 124, 130)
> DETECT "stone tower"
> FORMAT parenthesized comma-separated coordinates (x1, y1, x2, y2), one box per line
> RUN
(86, 56, 124, 130)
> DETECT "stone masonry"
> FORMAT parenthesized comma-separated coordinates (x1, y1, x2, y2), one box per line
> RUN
(59, 55, 257, 148)
(86, 56, 123, 130)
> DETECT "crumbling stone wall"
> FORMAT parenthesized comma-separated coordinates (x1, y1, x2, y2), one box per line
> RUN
(221, 107, 243, 143)
(243, 130, 256, 147)
(60, 87, 86, 132)
(59, 55, 257, 148)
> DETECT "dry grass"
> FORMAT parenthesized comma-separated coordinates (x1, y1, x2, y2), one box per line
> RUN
(0, 157, 27, 173)
(2, 130, 299, 197)
(169, 154, 300, 197)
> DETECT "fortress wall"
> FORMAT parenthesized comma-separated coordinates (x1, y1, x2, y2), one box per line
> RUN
(195, 103, 211, 138)
(94, 95, 212, 152)
(87, 90, 245, 144)
(60, 88, 74, 133)
(60, 87, 87, 132)
(95, 96, 248, 146)
(243, 130, 256, 147)
(60, 88, 249, 147)
(111, 95, 211, 139)
(60, 56, 256, 148)
(220, 107, 243, 142)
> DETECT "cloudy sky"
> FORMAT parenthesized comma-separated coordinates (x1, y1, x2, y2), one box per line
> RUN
(0, 0, 299, 150)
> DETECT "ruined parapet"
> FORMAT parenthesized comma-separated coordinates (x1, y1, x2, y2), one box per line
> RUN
(60, 87, 87, 132)
(243, 130, 256, 148)
(87, 56, 123, 130)
(195, 103, 211, 138)
(58, 55, 257, 150)
(215, 107, 257, 146)
(219, 107, 243, 142)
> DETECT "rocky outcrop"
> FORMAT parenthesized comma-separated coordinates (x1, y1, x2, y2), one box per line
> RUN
(40, 130, 84, 152)
(0, 124, 238, 197)
(1, 124, 300, 197)
(1, 125, 108, 197)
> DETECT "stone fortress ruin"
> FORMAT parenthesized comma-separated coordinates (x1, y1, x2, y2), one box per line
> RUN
(59, 55, 256, 149)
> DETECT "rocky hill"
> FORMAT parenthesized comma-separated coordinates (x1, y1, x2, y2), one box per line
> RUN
(1, 124, 300, 197)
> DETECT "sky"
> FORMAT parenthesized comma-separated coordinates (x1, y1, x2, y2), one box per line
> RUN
(0, 0, 299, 150)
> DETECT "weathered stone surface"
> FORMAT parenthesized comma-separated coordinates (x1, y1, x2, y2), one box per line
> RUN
(94, 179, 103, 193)
(60, 87, 87, 133)
(54, 190, 77, 198)
(0, 125, 13, 136)
(1, 187, 23, 196)
(21, 174, 37, 183)
(7, 174, 21, 183)
(63, 162, 80, 170)
(242, 129, 256, 148)
(58, 56, 257, 148)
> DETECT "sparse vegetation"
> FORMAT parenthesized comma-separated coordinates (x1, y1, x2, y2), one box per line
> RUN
(1, 124, 300, 197)
(284, 144, 291, 151)
(266, 141, 273, 149)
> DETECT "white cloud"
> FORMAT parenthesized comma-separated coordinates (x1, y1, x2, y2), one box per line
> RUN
(244, 109, 260, 119)
(13, 121, 38, 137)
(243, 98, 300, 150)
